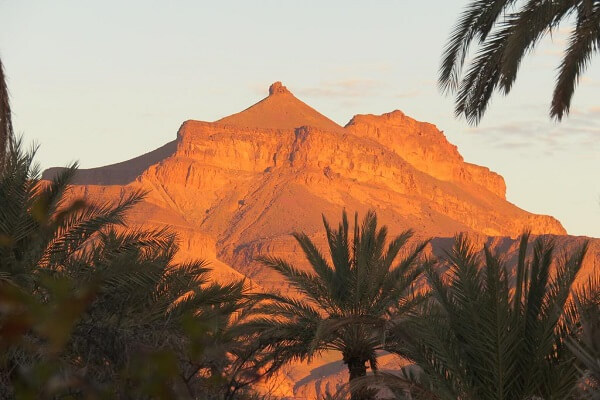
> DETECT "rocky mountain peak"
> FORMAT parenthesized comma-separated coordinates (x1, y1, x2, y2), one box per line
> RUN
(40, 80, 598, 400)
(268, 81, 290, 95)
(215, 82, 342, 131)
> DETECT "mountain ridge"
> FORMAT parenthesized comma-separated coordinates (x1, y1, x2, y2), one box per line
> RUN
(43, 81, 570, 277)
(43, 81, 599, 398)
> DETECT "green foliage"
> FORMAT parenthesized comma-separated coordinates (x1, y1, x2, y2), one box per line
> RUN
(440, 0, 600, 123)
(0, 138, 272, 399)
(567, 278, 600, 399)
(1, 137, 599, 400)
(251, 210, 428, 399)
(0, 138, 144, 290)
(385, 232, 591, 400)
(0, 275, 98, 398)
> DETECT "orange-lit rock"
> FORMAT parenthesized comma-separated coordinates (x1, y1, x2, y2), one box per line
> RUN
(43, 82, 597, 398)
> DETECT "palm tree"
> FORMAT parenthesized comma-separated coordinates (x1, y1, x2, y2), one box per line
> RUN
(180, 289, 282, 400)
(0, 138, 259, 398)
(568, 278, 600, 399)
(64, 228, 251, 396)
(0, 226, 252, 398)
(0, 137, 144, 290)
(440, 0, 600, 124)
(0, 56, 12, 166)
(249, 210, 429, 400)
(70, 229, 283, 400)
(385, 232, 590, 400)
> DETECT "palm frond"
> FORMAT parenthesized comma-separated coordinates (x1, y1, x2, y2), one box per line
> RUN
(387, 232, 590, 399)
(38, 163, 79, 217)
(439, 0, 518, 94)
(42, 190, 145, 266)
(292, 232, 338, 297)
(256, 255, 332, 309)
(441, 0, 597, 124)
(257, 210, 428, 391)
(499, 0, 575, 93)
(551, 4, 600, 119)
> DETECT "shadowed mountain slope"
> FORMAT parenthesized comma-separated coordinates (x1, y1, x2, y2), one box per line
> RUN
(43, 140, 177, 185)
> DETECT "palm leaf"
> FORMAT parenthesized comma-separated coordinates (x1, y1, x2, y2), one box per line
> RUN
(551, 4, 600, 119)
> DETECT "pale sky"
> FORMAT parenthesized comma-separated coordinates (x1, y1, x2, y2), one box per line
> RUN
(1, 1, 599, 237)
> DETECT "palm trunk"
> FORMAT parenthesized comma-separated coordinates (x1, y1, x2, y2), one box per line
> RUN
(348, 357, 367, 381)
(346, 358, 370, 400)
(0, 57, 13, 167)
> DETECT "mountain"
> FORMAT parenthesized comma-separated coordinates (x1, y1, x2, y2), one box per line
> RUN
(217, 81, 344, 132)
(43, 81, 598, 398)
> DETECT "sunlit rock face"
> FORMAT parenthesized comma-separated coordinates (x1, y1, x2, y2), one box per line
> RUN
(44, 82, 597, 398)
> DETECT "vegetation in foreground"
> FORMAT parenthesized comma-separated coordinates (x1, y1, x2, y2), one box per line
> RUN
(0, 139, 278, 399)
(250, 211, 428, 400)
(1, 2, 599, 397)
(379, 233, 599, 400)
(0, 139, 598, 399)
(441, 0, 600, 124)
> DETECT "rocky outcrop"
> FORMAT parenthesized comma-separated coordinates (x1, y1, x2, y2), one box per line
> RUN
(345, 110, 506, 198)
(48, 81, 570, 283)
(44, 81, 596, 399)
(268, 81, 290, 95)
(216, 81, 343, 132)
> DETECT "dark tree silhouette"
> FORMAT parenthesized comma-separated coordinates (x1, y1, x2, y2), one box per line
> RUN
(441, 0, 600, 124)
(249, 210, 428, 400)
(384, 233, 591, 399)
(0, 57, 13, 165)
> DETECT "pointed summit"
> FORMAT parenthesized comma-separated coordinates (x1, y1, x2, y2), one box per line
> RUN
(216, 82, 343, 131)
(268, 81, 290, 95)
